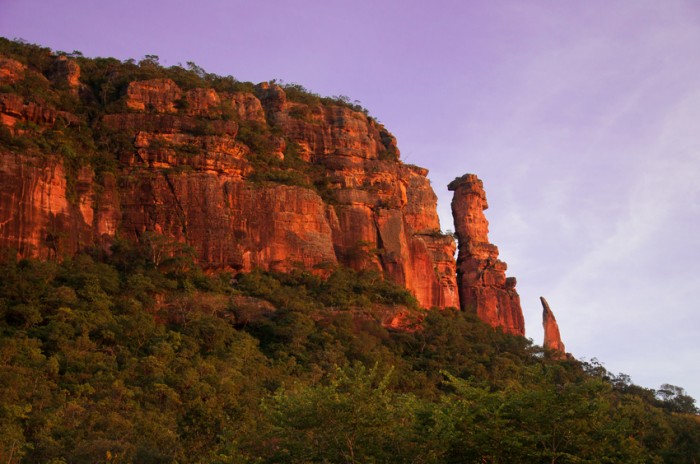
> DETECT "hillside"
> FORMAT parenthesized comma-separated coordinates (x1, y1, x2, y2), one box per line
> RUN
(0, 38, 699, 463)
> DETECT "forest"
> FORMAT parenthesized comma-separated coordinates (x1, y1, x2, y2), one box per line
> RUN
(1, 244, 698, 463)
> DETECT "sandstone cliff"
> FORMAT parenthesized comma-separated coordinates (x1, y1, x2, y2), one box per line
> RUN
(448, 174, 525, 336)
(0, 53, 458, 309)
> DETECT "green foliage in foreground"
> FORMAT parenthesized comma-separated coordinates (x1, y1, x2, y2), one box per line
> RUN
(0, 248, 698, 463)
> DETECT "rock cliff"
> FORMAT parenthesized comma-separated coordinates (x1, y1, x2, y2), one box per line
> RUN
(0, 54, 458, 309)
(541, 296, 566, 358)
(448, 174, 525, 335)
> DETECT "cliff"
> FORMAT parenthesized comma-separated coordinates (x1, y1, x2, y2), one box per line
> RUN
(448, 174, 525, 336)
(0, 49, 458, 309)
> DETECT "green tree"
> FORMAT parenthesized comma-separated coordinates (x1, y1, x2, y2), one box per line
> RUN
(261, 364, 424, 463)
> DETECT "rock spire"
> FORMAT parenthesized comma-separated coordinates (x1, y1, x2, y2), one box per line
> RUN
(448, 174, 525, 336)
(541, 296, 566, 358)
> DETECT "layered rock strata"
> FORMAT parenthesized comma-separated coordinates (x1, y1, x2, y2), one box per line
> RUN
(541, 296, 566, 358)
(448, 174, 525, 335)
(0, 56, 459, 309)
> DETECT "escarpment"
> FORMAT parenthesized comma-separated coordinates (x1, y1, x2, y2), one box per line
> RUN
(0, 47, 546, 333)
(0, 53, 458, 309)
(448, 174, 526, 336)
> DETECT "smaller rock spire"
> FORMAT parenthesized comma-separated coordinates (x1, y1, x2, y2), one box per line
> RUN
(541, 296, 566, 359)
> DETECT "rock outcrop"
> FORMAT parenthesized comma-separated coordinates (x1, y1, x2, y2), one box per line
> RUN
(541, 296, 566, 358)
(0, 57, 26, 85)
(448, 174, 525, 335)
(49, 55, 82, 94)
(126, 78, 182, 113)
(0, 153, 97, 259)
(0, 55, 459, 309)
(0, 93, 60, 128)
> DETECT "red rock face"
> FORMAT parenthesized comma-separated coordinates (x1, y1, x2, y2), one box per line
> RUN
(119, 176, 338, 272)
(228, 92, 266, 124)
(448, 174, 525, 335)
(245, 83, 458, 308)
(541, 296, 566, 358)
(0, 153, 101, 259)
(49, 56, 82, 94)
(0, 72, 458, 309)
(0, 93, 60, 128)
(0, 56, 81, 129)
(0, 58, 26, 86)
(184, 88, 221, 117)
(126, 79, 182, 113)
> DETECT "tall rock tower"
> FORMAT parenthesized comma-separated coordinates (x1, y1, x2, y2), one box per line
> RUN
(448, 174, 525, 336)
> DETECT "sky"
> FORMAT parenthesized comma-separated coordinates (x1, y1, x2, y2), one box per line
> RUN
(2, 0, 699, 400)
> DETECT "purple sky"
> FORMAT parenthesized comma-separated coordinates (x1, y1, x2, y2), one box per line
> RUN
(3, 0, 699, 400)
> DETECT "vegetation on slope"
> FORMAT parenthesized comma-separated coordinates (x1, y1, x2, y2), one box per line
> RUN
(0, 37, 374, 194)
(0, 243, 698, 463)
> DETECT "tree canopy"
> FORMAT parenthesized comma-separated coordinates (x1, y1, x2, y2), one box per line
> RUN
(0, 246, 697, 463)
